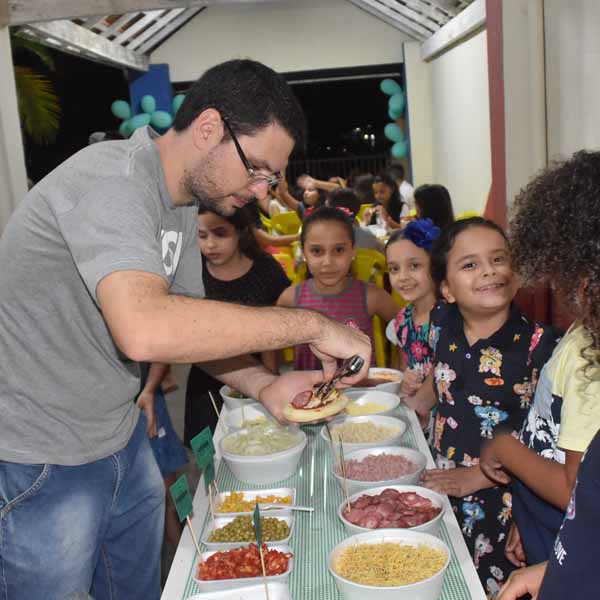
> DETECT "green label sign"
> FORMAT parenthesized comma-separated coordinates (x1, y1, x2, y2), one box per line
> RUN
(191, 427, 215, 469)
(203, 456, 216, 493)
(169, 475, 193, 523)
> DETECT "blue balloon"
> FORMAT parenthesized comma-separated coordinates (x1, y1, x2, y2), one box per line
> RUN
(119, 119, 133, 137)
(111, 100, 131, 120)
(130, 113, 152, 131)
(380, 78, 402, 96)
(140, 95, 156, 114)
(172, 94, 186, 114)
(391, 140, 409, 159)
(384, 123, 404, 143)
(389, 92, 406, 115)
(150, 110, 173, 130)
(389, 107, 402, 121)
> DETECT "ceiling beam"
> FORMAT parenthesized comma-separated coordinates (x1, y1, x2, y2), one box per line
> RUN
(3, 0, 283, 26)
(348, 0, 430, 41)
(138, 6, 202, 54)
(20, 20, 149, 70)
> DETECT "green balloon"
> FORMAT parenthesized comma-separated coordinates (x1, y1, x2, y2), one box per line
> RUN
(111, 100, 131, 120)
(119, 119, 133, 137)
(384, 123, 404, 143)
(140, 95, 156, 114)
(391, 140, 409, 159)
(380, 78, 402, 96)
(150, 110, 173, 130)
(389, 107, 402, 121)
(389, 92, 406, 115)
(172, 94, 186, 114)
(130, 113, 152, 131)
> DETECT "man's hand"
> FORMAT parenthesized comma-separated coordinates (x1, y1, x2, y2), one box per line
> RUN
(308, 317, 371, 382)
(258, 369, 328, 424)
(421, 465, 494, 497)
(137, 389, 157, 438)
(505, 522, 527, 567)
(400, 369, 422, 396)
(498, 562, 547, 600)
(480, 436, 512, 485)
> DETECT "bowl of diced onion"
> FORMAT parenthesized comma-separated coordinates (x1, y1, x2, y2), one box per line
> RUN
(343, 390, 400, 417)
(321, 415, 406, 454)
(224, 403, 273, 430)
(219, 385, 255, 410)
(220, 422, 307, 484)
(332, 446, 428, 495)
(328, 529, 450, 600)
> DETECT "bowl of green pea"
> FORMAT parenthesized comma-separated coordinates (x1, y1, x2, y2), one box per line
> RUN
(201, 514, 294, 550)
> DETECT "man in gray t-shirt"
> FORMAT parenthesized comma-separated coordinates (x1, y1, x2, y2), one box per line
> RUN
(0, 60, 370, 599)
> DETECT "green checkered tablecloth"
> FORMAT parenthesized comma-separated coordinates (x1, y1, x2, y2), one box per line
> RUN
(180, 405, 473, 599)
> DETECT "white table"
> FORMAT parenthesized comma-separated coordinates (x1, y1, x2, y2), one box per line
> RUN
(162, 404, 486, 600)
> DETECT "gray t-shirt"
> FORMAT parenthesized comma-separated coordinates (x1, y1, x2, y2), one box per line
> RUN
(0, 127, 204, 465)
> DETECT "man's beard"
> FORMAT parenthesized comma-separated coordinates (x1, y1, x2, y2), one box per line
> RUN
(182, 168, 231, 216)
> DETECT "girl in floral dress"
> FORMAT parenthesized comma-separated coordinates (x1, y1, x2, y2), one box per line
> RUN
(385, 219, 441, 403)
(409, 217, 557, 598)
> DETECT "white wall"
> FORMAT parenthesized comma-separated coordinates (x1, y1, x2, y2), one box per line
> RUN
(0, 27, 28, 233)
(545, 0, 600, 159)
(152, 0, 412, 81)
(428, 28, 491, 215)
(403, 41, 434, 186)
(502, 0, 546, 207)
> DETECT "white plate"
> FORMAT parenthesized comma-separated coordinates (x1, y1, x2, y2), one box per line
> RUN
(187, 582, 291, 600)
(214, 487, 297, 517)
(343, 390, 400, 417)
(193, 544, 293, 592)
(202, 514, 295, 549)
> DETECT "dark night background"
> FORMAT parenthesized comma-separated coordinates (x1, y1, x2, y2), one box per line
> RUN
(22, 46, 402, 183)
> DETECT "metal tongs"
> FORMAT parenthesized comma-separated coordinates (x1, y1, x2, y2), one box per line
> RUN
(314, 355, 365, 400)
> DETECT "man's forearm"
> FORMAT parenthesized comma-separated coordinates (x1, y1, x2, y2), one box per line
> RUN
(201, 355, 276, 401)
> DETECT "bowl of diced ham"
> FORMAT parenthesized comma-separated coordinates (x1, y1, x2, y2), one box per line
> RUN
(338, 485, 445, 537)
(333, 446, 427, 495)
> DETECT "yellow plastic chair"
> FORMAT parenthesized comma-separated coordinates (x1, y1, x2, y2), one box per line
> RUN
(259, 212, 273, 233)
(356, 203, 374, 224)
(273, 253, 296, 281)
(271, 211, 302, 236)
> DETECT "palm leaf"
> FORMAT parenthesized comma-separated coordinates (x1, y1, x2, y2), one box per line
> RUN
(11, 33, 56, 71)
(14, 66, 61, 145)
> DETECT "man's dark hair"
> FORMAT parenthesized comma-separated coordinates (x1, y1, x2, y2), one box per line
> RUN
(387, 164, 405, 182)
(173, 59, 306, 148)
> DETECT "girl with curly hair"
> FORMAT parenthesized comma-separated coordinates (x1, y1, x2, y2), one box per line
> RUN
(385, 219, 441, 400)
(478, 151, 600, 600)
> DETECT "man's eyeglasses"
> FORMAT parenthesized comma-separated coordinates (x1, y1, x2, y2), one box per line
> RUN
(222, 116, 282, 187)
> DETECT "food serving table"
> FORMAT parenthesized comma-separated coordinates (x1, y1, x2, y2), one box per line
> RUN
(162, 402, 486, 600)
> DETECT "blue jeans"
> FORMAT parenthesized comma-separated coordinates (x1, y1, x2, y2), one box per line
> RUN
(0, 413, 164, 600)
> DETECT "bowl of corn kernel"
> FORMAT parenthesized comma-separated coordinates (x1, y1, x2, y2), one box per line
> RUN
(343, 390, 400, 417)
(214, 488, 296, 516)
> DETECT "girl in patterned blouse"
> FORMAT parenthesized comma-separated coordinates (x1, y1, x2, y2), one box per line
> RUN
(409, 217, 557, 597)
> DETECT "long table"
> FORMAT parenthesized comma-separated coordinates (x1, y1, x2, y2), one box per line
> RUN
(162, 403, 487, 600)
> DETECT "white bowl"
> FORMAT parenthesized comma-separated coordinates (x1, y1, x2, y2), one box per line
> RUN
(321, 415, 406, 454)
(332, 446, 427, 495)
(343, 390, 400, 417)
(188, 582, 291, 600)
(220, 429, 307, 484)
(351, 368, 404, 395)
(194, 543, 293, 592)
(220, 384, 255, 410)
(202, 514, 294, 549)
(188, 582, 292, 600)
(214, 487, 297, 517)
(328, 529, 450, 600)
(224, 403, 273, 430)
(337, 484, 445, 537)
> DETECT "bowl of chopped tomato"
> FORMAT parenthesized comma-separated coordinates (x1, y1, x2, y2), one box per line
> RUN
(193, 543, 294, 592)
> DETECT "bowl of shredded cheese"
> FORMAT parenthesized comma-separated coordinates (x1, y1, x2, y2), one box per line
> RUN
(343, 390, 400, 417)
(224, 403, 273, 430)
(328, 529, 450, 600)
(321, 415, 406, 454)
(220, 422, 307, 484)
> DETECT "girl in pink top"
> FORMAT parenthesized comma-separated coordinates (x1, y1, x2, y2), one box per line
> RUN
(278, 206, 397, 370)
